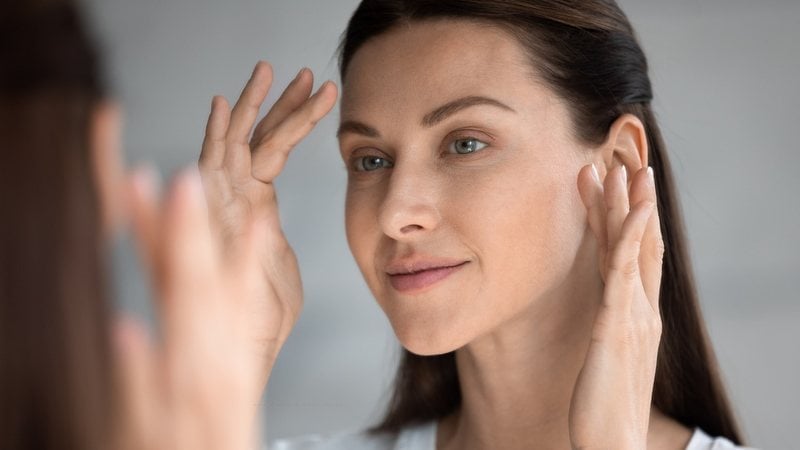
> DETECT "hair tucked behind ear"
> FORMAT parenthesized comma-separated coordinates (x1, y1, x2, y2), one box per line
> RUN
(338, 0, 745, 444)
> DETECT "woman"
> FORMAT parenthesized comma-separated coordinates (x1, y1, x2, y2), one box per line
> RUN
(1, 1, 266, 449)
(198, 1, 755, 449)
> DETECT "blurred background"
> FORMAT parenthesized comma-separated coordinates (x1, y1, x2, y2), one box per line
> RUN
(79, 0, 799, 448)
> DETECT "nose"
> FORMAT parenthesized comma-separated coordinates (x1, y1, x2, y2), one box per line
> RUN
(378, 162, 442, 240)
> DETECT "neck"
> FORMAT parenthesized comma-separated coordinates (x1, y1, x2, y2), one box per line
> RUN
(435, 241, 693, 450)
(444, 264, 601, 450)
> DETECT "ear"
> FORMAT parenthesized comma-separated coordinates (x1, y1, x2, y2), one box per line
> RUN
(89, 100, 126, 238)
(595, 113, 648, 183)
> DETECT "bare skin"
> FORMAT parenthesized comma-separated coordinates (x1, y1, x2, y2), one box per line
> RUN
(113, 168, 266, 450)
(198, 64, 338, 390)
(172, 18, 696, 450)
(337, 21, 693, 450)
(90, 116, 272, 448)
(94, 64, 339, 448)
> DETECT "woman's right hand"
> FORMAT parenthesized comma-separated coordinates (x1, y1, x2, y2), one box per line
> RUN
(198, 61, 338, 389)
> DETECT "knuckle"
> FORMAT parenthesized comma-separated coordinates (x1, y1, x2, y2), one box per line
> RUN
(652, 238, 666, 261)
(636, 312, 662, 340)
(224, 135, 238, 148)
(610, 257, 639, 280)
(256, 130, 280, 154)
(641, 312, 660, 331)
(651, 316, 663, 337)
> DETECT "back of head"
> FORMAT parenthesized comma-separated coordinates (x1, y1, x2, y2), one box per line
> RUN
(0, 1, 113, 449)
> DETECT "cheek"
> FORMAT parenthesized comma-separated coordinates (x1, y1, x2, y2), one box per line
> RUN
(344, 184, 384, 291)
(341, 159, 586, 355)
(450, 161, 585, 322)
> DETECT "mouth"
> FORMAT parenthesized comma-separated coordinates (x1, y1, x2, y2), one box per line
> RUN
(387, 261, 469, 294)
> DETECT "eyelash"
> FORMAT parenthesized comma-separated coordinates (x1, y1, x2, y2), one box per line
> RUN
(349, 133, 492, 173)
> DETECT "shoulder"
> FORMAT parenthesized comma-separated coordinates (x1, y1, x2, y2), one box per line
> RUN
(266, 421, 437, 450)
(685, 428, 761, 450)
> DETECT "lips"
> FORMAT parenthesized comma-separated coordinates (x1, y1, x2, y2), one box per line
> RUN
(386, 260, 469, 293)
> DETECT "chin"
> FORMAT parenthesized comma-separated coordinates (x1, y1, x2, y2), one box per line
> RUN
(391, 319, 473, 356)
(401, 340, 459, 357)
(402, 341, 456, 356)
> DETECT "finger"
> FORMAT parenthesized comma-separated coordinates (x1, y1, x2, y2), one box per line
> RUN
(127, 166, 163, 291)
(629, 166, 665, 313)
(228, 61, 274, 144)
(158, 168, 218, 346)
(251, 80, 338, 182)
(199, 96, 231, 171)
(250, 68, 314, 146)
(224, 61, 274, 171)
(603, 199, 655, 310)
(577, 163, 608, 283)
(604, 164, 630, 257)
(113, 316, 159, 450)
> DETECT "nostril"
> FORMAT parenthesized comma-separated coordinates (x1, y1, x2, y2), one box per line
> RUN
(400, 224, 424, 234)
(378, 192, 442, 240)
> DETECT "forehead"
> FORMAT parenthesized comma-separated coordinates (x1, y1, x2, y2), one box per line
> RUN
(340, 19, 544, 123)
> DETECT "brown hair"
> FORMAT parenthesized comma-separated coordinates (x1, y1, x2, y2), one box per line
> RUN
(339, 0, 745, 444)
(0, 1, 114, 449)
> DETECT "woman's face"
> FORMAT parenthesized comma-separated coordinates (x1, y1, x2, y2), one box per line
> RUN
(339, 20, 593, 355)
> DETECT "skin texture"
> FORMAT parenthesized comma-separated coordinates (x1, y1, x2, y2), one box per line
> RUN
(97, 17, 692, 449)
(339, 19, 591, 358)
(198, 65, 338, 390)
(88, 62, 340, 449)
(88, 110, 272, 448)
(114, 168, 265, 450)
(337, 20, 693, 450)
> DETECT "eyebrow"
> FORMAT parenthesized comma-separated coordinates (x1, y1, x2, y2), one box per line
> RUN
(422, 95, 516, 127)
(337, 120, 380, 139)
(337, 95, 516, 139)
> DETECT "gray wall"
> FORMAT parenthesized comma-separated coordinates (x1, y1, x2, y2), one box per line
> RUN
(84, 0, 800, 448)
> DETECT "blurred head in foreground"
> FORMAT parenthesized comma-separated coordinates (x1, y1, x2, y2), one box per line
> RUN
(0, 1, 122, 448)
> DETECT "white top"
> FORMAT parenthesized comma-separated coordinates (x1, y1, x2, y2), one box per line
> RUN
(268, 421, 759, 450)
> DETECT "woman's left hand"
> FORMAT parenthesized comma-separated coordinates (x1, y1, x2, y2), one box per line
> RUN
(570, 164, 665, 450)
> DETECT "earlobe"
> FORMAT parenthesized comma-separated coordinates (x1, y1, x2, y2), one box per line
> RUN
(599, 113, 649, 179)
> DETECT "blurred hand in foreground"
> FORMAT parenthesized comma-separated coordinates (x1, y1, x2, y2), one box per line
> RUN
(113, 168, 266, 450)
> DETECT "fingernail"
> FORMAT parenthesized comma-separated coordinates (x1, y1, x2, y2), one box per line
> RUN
(590, 163, 600, 184)
(296, 67, 309, 80)
(620, 165, 628, 184)
(647, 166, 654, 184)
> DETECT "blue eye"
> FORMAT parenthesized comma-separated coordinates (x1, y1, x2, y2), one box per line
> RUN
(449, 138, 488, 155)
(353, 156, 394, 172)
